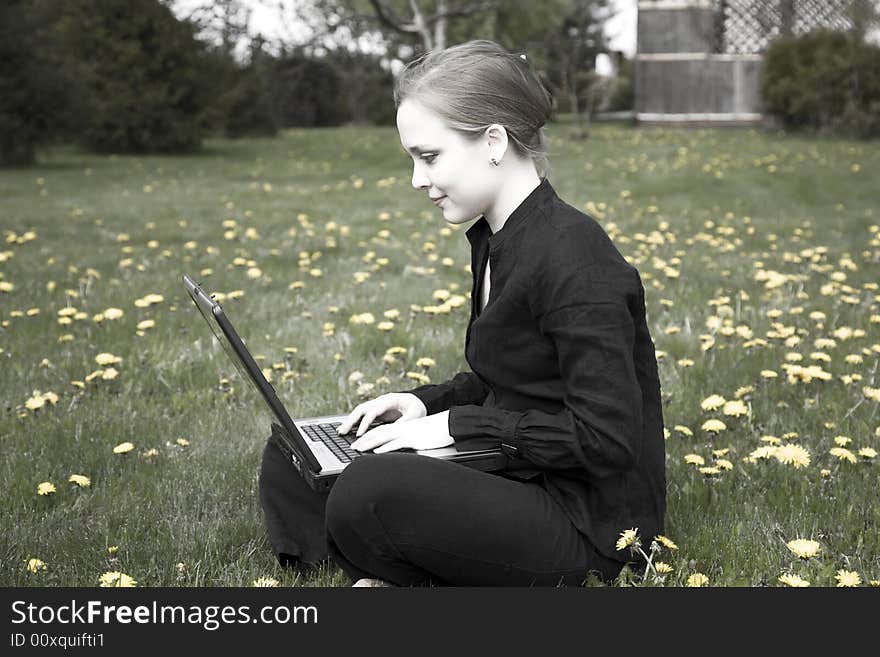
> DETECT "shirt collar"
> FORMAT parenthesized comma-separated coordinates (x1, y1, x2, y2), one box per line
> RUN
(465, 177, 556, 249)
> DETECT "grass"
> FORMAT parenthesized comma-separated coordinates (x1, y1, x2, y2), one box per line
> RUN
(1, 121, 878, 587)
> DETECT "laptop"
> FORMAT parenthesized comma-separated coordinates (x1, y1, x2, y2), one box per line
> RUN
(183, 274, 508, 493)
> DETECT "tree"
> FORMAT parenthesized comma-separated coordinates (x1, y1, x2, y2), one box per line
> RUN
(58, 0, 214, 153)
(0, 1, 76, 165)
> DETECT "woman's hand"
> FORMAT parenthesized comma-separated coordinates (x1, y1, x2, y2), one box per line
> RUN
(349, 411, 453, 454)
(337, 392, 428, 438)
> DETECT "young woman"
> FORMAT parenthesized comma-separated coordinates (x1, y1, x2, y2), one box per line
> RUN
(259, 40, 666, 587)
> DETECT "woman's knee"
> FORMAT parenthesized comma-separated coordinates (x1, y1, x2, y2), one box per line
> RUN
(325, 454, 409, 534)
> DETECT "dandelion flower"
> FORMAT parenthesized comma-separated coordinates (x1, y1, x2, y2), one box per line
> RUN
(835, 570, 862, 587)
(833, 435, 852, 446)
(778, 573, 810, 587)
(95, 353, 122, 366)
(786, 539, 820, 559)
(615, 528, 640, 551)
(137, 319, 155, 330)
(701, 419, 727, 433)
(700, 394, 726, 411)
(26, 558, 47, 573)
(674, 425, 693, 437)
(377, 321, 395, 331)
(715, 458, 734, 471)
(722, 400, 749, 417)
(25, 393, 46, 411)
(687, 573, 709, 587)
(101, 367, 119, 380)
(862, 387, 880, 402)
(760, 370, 778, 378)
(654, 562, 673, 574)
(830, 447, 857, 464)
(176, 438, 190, 448)
(684, 454, 705, 466)
(699, 466, 721, 476)
(858, 447, 877, 459)
(37, 482, 56, 496)
(774, 444, 811, 469)
(654, 535, 679, 551)
(103, 308, 124, 320)
(252, 577, 280, 587)
(68, 474, 91, 488)
(416, 357, 436, 368)
(113, 442, 135, 454)
(99, 571, 137, 587)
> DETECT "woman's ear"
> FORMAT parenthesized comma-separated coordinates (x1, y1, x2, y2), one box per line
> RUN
(484, 123, 509, 164)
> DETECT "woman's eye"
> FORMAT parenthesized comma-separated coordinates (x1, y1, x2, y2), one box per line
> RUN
(421, 153, 438, 164)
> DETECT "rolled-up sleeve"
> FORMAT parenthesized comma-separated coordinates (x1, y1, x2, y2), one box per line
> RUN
(449, 262, 644, 482)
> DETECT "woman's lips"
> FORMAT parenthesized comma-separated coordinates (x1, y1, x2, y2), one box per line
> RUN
(431, 195, 446, 206)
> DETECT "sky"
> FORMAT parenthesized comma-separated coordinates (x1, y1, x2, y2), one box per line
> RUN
(173, 0, 639, 59)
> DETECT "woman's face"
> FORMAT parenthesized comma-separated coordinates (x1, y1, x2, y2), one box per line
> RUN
(396, 99, 498, 226)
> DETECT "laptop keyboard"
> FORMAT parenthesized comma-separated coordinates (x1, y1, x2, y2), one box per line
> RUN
(299, 422, 361, 463)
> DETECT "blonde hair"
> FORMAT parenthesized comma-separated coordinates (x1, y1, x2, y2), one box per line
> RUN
(394, 40, 553, 178)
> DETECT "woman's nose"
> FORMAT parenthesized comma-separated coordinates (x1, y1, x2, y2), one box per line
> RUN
(411, 162, 430, 190)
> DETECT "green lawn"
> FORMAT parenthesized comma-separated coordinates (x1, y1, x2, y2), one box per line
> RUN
(1, 122, 878, 587)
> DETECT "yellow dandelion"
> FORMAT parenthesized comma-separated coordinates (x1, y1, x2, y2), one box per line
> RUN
(858, 447, 877, 459)
(684, 453, 705, 465)
(37, 482, 56, 496)
(252, 577, 280, 587)
(701, 419, 727, 433)
(176, 438, 190, 448)
(760, 370, 778, 378)
(700, 394, 726, 411)
(786, 538, 821, 559)
(715, 458, 734, 471)
(674, 425, 693, 437)
(113, 442, 135, 454)
(722, 400, 749, 417)
(25, 393, 46, 411)
(774, 443, 811, 469)
(68, 474, 91, 488)
(101, 367, 119, 380)
(830, 447, 857, 463)
(699, 466, 721, 476)
(95, 352, 121, 366)
(833, 435, 852, 446)
(654, 562, 673, 574)
(615, 528, 640, 551)
(416, 357, 436, 368)
(99, 571, 137, 587)
(654, 535, 678, 551)
(687, 573, 709, 587)
(26, 558, 48, 573)
(835, 570, 862, 587)
(861, 386, 880, 402)
(103, 308, 124, 320)
(137, 319, 155, 330)
(778, 573, 810, 587)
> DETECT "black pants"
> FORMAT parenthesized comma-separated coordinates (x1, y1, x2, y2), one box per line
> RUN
(259, 431, 623, 586)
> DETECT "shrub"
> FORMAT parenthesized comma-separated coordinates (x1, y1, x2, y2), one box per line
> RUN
(59, 0, 213, 153)
(0, 0, 75, 165)
(761, 29, 880, 139)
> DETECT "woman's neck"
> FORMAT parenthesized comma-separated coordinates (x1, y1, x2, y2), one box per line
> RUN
(484, 165, 542, 234)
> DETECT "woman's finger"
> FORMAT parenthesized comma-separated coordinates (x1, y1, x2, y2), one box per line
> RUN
(337, 402, 366, 434)
(350, 425, 396, 452)
(373, 437, 411, 454)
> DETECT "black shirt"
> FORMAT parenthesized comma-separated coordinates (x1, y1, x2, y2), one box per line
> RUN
(407, 178, 666, 562)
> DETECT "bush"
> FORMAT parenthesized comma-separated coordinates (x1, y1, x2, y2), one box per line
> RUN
(59, 0, 213, 153)
(761, 29, 880, 139)
(0, 0, 75, 165)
